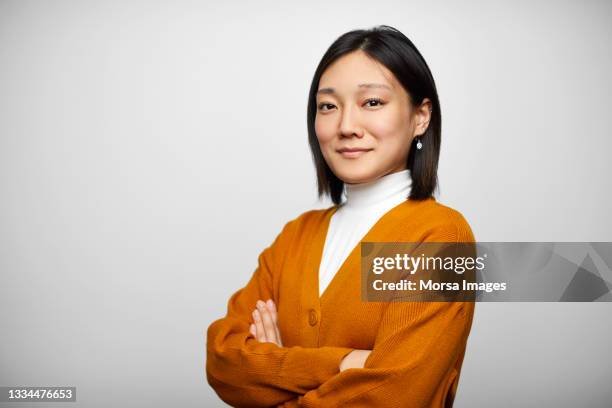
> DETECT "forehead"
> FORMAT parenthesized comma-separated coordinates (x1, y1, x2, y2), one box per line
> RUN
(318, 50, 399, 92)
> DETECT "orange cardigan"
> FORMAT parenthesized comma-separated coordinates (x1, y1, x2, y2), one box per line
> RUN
(206, 197, 476, 407)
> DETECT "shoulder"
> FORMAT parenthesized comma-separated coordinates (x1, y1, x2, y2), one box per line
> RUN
(273, 206, 335, 242)
(421, 199, 472, 230)
(399, 198, 475, 243)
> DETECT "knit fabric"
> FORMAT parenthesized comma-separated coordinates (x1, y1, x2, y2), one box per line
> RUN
(206, 197, 476, 408)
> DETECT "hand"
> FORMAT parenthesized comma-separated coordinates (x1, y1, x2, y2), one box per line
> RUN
(339, 349, 372, 372)
(249, 299, 283, 346)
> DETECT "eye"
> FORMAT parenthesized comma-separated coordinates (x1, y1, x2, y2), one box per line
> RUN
(317, 103, 336, 112)
(364, 98, 385, 108)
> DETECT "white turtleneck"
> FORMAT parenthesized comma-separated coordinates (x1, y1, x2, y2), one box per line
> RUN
(318, 168, 412, 297)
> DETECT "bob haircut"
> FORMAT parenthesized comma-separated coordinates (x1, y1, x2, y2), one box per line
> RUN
(307, 25, 442, 204)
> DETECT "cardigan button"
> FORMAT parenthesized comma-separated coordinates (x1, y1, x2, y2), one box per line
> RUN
(308, 309, 318, 326)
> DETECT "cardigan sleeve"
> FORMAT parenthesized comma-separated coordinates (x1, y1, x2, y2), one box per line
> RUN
(206, 218, 354, 408)
(275, 215, 477, 408)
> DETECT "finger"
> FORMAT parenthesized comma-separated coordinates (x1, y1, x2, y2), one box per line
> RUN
(257, 301, 277, 343)
(249, 323, 256, 337)
(266, 299, 278, 324)
(356, 350, 372, 368)
(252, 309, 266, 343)
(257, 301, 278, 344)
(275, 326, 283, 347)
(266, 299, 283, 346)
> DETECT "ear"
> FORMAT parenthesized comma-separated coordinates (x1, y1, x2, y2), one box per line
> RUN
(413, 98, 433, 137)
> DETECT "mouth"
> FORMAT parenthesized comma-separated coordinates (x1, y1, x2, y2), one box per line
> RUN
(336, 148, 373, 159)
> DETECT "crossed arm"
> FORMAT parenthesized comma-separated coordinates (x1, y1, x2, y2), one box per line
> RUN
(205, 265, 371, 407)
(206, 221, 368, 407)
(209, 292, 473, 408)
(207, 282, 473, 408)
(206, 218, 476, 407)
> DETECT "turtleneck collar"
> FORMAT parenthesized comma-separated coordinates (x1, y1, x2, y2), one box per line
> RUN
(341, 168, 411, 210)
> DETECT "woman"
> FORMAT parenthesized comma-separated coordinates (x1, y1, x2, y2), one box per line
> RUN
(206, 25, 475, 408)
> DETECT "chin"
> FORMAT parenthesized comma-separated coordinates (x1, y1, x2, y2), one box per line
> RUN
(333, 164, 379, 184)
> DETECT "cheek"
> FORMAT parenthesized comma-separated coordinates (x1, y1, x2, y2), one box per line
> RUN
(367, 109, 411, 150)
(314, 116, 335, 146)
(369, 108, 408, 139)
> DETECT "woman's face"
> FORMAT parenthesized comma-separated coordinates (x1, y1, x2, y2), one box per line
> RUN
(315, 50, 431, 184)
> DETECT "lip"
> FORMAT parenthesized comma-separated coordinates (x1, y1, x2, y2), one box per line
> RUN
(337, 147, 373, 158)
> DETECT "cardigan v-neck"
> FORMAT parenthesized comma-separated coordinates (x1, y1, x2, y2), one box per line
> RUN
(318, 169, 412, 298)
(310, 195, 412, 306)
(207, 197, 477, 408)
(300, 198, 442, 349)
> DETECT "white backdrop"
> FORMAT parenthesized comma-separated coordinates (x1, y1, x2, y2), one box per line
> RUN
(1, 0, 611, 406)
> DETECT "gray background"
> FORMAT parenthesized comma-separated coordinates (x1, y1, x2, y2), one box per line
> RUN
(1, 0, 611, 407)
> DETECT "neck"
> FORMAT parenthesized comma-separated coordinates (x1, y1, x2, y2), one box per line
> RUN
(342, 168, 411, 210)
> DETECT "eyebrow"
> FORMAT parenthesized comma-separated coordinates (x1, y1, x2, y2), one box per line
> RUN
(317, 83, 392, 95)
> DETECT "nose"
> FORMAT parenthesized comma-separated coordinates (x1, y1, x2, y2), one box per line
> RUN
(338, 105, 364, 138)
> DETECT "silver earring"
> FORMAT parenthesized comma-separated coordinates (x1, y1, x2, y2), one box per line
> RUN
(416, 137, 423, 150)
